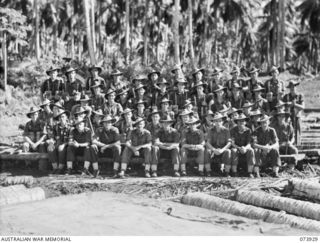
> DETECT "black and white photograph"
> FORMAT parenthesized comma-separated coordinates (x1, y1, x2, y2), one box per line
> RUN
(0, 0, 320, 239)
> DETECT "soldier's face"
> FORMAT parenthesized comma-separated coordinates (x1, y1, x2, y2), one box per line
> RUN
(76, 122, 85, 131)
(124, 112, 132, 120)
(213, 73, 221, 82)
(254, 91, 261, 97)
(252, 115, 260, 122)
(43, 104, 51, 112)
(267, 92, 273, 101)
(50, 70, 58, 79)
(81, 101, 89, 107)
(237, 120, 246, 129)
(278, 115, 285, 124)
(60, 113, 67, 124)
(138, 88, 145, 96)
(120, 92, 128, 99)
(68, 71, 76, 80)
(152, 114, 160, 124)
(243, 107, 251, 114)
(31, 112, 39, 121)
(181, 115, 189, 123)
(232, 88, 240, 97)
(190, 123, 197, 130)
(178, 83, 185, 91)
(195, 72, 202, 81)
(113, 75, 121, 83)
(103, 121, 112, 130)
(217, 90, 224, 99)
(160, 84, 166, 91)
(197, 86, 203, 94)
(162, 122, 170, 130)
(78, 113, 86, 120)
(290, 86, 295, 93)
(261, 120, 269, 130)
(92, 87, 100, 94)
(137, 104, 145, 111)
(108, 93, 116, 101)
(94, 115, 102, 123)
(151, 73, 158, 81)
(214, 119, 223, 127)
(92, 69, 99, 76)
(53, 106, 62, 116)
(137, 121, 145, 130)
(161, 102, 169, 111)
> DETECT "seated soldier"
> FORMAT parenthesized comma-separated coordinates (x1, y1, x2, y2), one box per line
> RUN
(120, 117, 152, 178)
(91, 109, 104, 133)
(230, 114, 256, 178)
(133, 99, 148, 120)
(66, 119, 97, 176)
(200, 110, 214, 138)
(271, 109, 298, 170)
(107, 69, 126, 92)
(133, 83, 150, 107)
(253, 114, 281, 177)
(175, 109, 192, 136)
(159, 98, 175, 120)
(226, 107, 239, 130)
(23, 107, 47, 169)
(86, 66, 106, 92)
(47, 110, 70, 174)
(65, 90, 81, 114)
(244, 67, 264, 101)
(65, 67, 83, 98)
(117, 108, 134, 143)
(90, 83, 105, 110)
(247, 109, 262, 132)
(190, 68, 206, 90)
(171, 76, 189, 113)
(183, 99, 199, 119)
(229, 83, 244, 109)
(210, 85, 231, 113)
(116, 88, 133, 110)
(205, 113, 231, 177)
(152, 115, 180, 177)
(209, 68, 224, 94)
(155, 78, 170, 107)
(252, 85, 267, 110)
(181, 117, 206, 176)
(92, 115, 121, 178)
(225, 66, 245, 99)
(192, 81, 208, 120)
(242, 101, 254, 118)
(146, 108, 161, 138)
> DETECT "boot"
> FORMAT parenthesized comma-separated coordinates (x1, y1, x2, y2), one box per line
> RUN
(65, 168, 72, 175)
(118, 170, 125, 179)
(145, 171, 151, 178)
(93, 169, 101, 178)
(81, 168, 92, 177)
(151, 171, 158, 178)
(198, 171, 204, 176)
(181, 171, 187, 176)
(112, 170, 119, 178)
(174, 171, 180, 177)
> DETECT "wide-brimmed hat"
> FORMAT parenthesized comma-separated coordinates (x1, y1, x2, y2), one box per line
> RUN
(117, 88, 130, 96)
(192, 67, 205, 77)
(92, 109, 104, 117)
(211, 112, 225, 121)
(134, 83, 146, 91)
(212, 67, 223, 76)
(40, 99, 52, 108)
(51, 102, 64, 110)
(250, 109, 262, 117)
(160, 115, 174, 123)
(133, 117, 146, 125)
(74, 106, 89, 115)
(135, 99, 146, 106)
(65, 67, 78, 74)
(105, 88, 116, 97)
(54, 110, 70, 120)
(213, 85, 226, 93)
(193, 81, 206, 89)
(275, 100, 291, 108)
(160, 97, 171, 104)
(206, 110, 214, 117)
(218, 104, 230, 114)
(269, 65, 280, 74)
(183, 99, 193, 108)
(80, 94, 91, 102)
(149, 108, 160, 117)
(88, 65, 102, 74)
(147, 68, 161, 79)
(274, 109, 290, 117)
(232, 83, 242, 90)
(171, 63, 183, 73)
(111, 69, 123, 76)
(121, 108, 133, 116)
(91, 82, 103, 89)
(242, 101, 254, 108)
(258, 114, 271, 123)
(46, 66, 60, 75)
(253, 84, 265, 92)
(230, 66, 241, 74)
(73, 118, 86, 126)
(157, 78, 169, 86)
(234, 113, 249, 122)
(248, 67, 260, 74)
(180, 109, 193, 117)
(227, 107, 239, 117)
(132, 74, 147, 83)
(286, 80, 300, 88)
(101, 115, 116, 124)
(186, 116, 200, 125)
(176, 76, 188, 84)
(27, 107, 41, 118)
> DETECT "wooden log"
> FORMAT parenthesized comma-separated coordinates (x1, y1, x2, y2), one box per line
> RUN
(235, 189, 320, 221)
(0, 185, 45, 206)
(289, 179, 320, 201)
(2, 176, 35, 187)
(0, 152, 48, 161)
(280, 154, 305, 163)
(299, 149, 320, 157)
(181, 192, 320, 232)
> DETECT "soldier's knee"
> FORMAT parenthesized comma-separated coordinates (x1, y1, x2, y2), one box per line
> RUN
(247, 147, 254, 155)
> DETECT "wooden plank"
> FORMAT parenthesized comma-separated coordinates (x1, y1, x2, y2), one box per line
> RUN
(280, 154, 305, 162)
(298, 149, 320, 157)
(0, 153, 48, 161)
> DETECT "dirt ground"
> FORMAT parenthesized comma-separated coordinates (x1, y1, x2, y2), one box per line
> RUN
(0, 191, 315, 236)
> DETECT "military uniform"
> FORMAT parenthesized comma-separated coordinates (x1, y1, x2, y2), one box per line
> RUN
(65, 80, 83, 97)
(103, 101, 123, 118)
(146, 122, 162, 143)
(181, 128, 205, 167)
(91, 93, 105, 110)
(86, 76, 106, 92)
(264, 78, 284, 101)
(171, 90, 189, 111)
(41, 77, 65, 101)
(23, 119, 47, 153)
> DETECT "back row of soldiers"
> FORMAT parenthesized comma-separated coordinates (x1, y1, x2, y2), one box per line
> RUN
(22, 63, 304, 178)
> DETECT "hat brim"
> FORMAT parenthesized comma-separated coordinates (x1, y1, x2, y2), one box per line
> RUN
(73, 119, 86, 126)
(100, 118, 116, 124)
(253, 88, 265, 92)
(74, 109, 89, 116)
(46, 68, 60, 75)
(40, 101, 52, 108)
(286, 83, 300, 88)
(54, 110, 70, 120)
(117, 89, 130, 96)
(249, 68, 260, 74)
(65, 68, 78, 74)
(111, 71, 123, 76)
(27, 109, 41, 118)
(89, 67, 102, 73)
(148, 71, 160, 79)
(133, 118, 146, 125)
(213, 87, 226, 93)
(192, 69, 205, 76)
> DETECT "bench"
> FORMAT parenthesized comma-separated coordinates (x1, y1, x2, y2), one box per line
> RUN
(280, 154, 306, 164)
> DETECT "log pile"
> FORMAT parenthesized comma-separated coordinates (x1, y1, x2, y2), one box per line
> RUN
(1, 176, 35, 187)
(288, 178, 320, 201)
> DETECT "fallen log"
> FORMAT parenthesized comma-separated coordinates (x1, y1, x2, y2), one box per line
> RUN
(0, 185, 45, 206)
(0, 152, 48, 161)
(181, 192, 320, 232)
(235, 189, 320, 221)
(289, 179, 320, 201)
(2, 176, 35, 187)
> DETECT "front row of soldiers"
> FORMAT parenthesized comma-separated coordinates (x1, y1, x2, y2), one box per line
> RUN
(23, 97, 298, 178)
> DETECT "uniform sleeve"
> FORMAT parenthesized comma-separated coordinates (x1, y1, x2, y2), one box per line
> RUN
(145, 131, 152, 143)
(126, 129, 133, 142)
(69, 128, 75, 140)
(173, 130, 180, 143)
(86, 129, 92, 142)
(113, 127, 120, 142)
(198, 130, 205, 144)
(245, 129, 252, 145)
(23, 122, 30, 135)
(270, 128, 278, 144)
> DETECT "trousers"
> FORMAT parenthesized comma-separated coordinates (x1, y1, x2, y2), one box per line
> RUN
(152, 146, 180, 165)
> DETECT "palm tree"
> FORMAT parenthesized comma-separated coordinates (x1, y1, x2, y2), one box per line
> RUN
(83, 0, 96, 64)
(173, 0, 180, 64)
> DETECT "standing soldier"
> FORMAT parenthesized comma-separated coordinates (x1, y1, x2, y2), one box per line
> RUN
(226, 108, 239, 130)
(210, 85, 231, 113)
(271, 109, 298, 170)
(180, 117, 206, 176)
(242, 101, 254, 118)
(41, 66, 65, 102)
(130, 75, 147, 99)
(103, 88, 123, 120)
(230, 114, 256, 178)
(264, 66, 284, 102)
(117, 88, 133, 110)
(47, 110, 70, 174)
(252, 85, 267, 110)
(155, 78, 170, 107)
(192, 81, 208, 120)
(91, 109, 104, 133)
(229, 83, 245, 109)
(153, 115, 181, 177)
(190, 68, 206, 90)
(93, 115, 122, 178)
(282, 80, 305, 145)
(171, 63, 184, 86)
(120, 118, 152, 178)
(90, 83, 105, 110)
(147, 68, 161, 106)
(171, 76, 189, 113)
(86, 66, 106, 92)
(39, 99, 54, 143)
(66, 119, 97, 176)
(133, 100, 148, 120)
(133, 83, 150, 107)
(205, 113, 232, 177)
(252, 114, 281, 177)
(225, 66, 245, 99)
(65, 67, 83, 98)
(107, 69, 126, 92)
(207, 68, 223, 94)
(23, 107, 48, 170)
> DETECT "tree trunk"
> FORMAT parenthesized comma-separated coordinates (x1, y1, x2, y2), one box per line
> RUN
(188, 0, 195, 69)
(279, 0, 285, 70)
(271, 0, 278, 66)
(83, 0, 96, 65)
(90, 0, 96, 54)
(173, 0, 180, 65)
(125, 0, 130, 65)
(34, 0, 40, 62)
(202, 0, 208, 66)
(70, 2, 75, 60)
(143, 0, 149, 65)
(53, 0, 59, 56)
(2, 31, 7, 91)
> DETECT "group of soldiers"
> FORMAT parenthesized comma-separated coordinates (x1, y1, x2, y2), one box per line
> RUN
(22, 62, 305, 178)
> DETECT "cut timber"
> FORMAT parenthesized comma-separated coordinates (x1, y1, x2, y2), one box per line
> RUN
(289, 179, 320, 201)
(181, 192, 320, 232)
(0, 152, 48, 161)
(0, 185, 45, 206)
(235, 190, 320, 221)
(3, 176, 35, 187)
(299, 149, 320, 157)
(280, 154, 305, 164)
